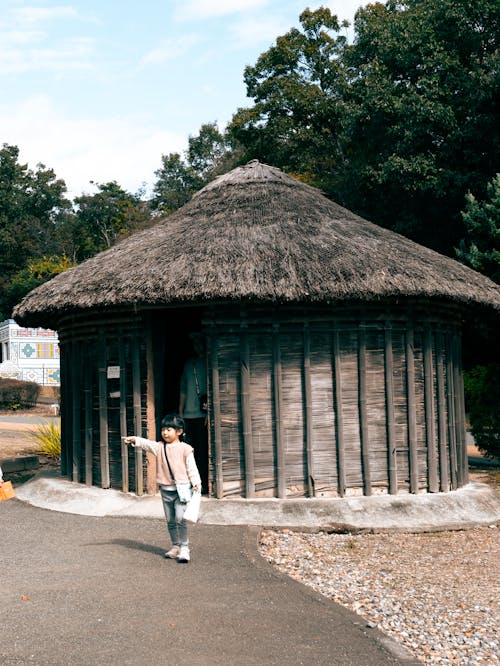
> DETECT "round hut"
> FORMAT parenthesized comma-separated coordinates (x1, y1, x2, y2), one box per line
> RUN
(14, 161, 500, 499)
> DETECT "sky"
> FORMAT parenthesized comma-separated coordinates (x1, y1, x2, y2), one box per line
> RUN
(0, 0, 371, 199)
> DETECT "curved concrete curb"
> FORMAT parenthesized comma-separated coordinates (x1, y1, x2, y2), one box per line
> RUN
(15, 470, 500, 531)
(15, 471, 165, 518)
(199, 483, 500, 532)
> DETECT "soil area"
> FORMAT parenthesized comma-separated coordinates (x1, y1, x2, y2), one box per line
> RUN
(0, 406, 61, 484)
(0, 407, 499, 489)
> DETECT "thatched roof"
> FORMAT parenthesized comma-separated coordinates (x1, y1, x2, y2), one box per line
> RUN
(14, 160, 500, 327)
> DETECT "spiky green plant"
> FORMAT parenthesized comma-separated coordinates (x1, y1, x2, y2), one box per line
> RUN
(28, 420, 61, 458)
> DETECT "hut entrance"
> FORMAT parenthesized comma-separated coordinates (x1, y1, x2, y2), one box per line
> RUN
(156, 308, 209, 492)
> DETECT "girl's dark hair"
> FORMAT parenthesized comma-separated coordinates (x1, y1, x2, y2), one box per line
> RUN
(161, 413, 185, 431)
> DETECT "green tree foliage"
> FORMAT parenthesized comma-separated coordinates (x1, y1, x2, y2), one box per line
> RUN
(457, 176, 500, 457)
(229, 1, 500, 255)
(152, 122, 240, 215)
(151, 153, 203, 215)
(2, 255, 75, 319)
(456, 174, 500, 284)
(187, 121, 233, 179)
(0, 144, 71, 319)
(344, 0, 500, 251)
(464, 365, 500, 459)
(72, 181, 152, 261)
(229, 8, 349, 189)
(0, 145, 154, 316)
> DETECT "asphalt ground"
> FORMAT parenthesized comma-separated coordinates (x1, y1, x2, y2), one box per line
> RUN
(0, 499, 417, 666)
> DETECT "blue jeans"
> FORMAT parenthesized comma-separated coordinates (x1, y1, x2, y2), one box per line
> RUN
(160, 488, 188, 547)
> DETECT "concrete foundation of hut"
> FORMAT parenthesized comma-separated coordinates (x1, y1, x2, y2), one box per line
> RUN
(16, 470, 500, 532)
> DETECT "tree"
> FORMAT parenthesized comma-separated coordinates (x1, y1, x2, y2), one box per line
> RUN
(3, 255, 75, 319)
(456, 175, 500, 459)
(0, 144, 71, 319)
(152, 122, 240, 215)
(229, 1, 500, 255)
(456, 174, 500, 284)
(463, 365, 500, 459)
(229, 8, 349, 190)
(343, 0, 500, 251)
(72, 181, 152, 261)
(151, 153, 203, 215)
(187, 122, 233, 179)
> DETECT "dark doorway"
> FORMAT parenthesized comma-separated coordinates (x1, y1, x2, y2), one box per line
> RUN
(156, 308, 209, 492)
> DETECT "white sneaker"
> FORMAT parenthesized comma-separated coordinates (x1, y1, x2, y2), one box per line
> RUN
(164, 545, 180, 559)
(177, 545, 190, 563)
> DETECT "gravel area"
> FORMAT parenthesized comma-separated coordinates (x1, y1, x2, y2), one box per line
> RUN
(259, 525, 499, 665)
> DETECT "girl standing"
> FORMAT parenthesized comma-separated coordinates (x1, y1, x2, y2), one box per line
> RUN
(123, 413, 201, 563)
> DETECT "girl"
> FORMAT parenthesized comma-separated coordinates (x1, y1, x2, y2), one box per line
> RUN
(123, 413, 201, 563)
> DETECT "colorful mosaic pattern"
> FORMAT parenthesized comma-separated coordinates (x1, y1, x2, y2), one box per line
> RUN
(48, 368, 60, 384)
(23, 369, 44, 383)
(19, 342, 60, 359)
(21, 368, 60, 385)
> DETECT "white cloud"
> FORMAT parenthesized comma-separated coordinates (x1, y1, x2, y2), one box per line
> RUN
(141, 34, 200, 66)
(323, 0, 369, 23)
(0, 36, 94, 73)
(229, 15, 294, 47)
(0, 3, 94, 74)
(10, 6, 78, 24)
(0, 96, 187, 198)
(175, 0, 268, 21)
(0, 29, 45, 46)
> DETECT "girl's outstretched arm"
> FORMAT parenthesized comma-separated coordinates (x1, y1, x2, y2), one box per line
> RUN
(122, 437, 159, 455)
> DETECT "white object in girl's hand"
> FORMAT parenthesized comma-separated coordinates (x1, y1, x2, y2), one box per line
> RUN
(183, 490, 201, 524)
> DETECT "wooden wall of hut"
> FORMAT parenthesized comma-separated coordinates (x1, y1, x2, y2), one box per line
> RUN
(56, 301, 468, 500)
(205, 303, 468, 499)
(58, 313, 150, 494)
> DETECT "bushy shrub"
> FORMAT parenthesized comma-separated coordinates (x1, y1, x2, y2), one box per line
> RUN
(464, 364, 500, 460)
(0, 378, 40, 409)
(28, 420, 61, 458)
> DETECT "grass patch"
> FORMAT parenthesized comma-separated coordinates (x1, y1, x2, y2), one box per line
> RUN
(28, 420, 61, 458)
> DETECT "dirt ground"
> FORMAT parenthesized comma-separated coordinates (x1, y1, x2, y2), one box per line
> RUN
(0, 408, 499, 489)
(0, 407, 61, 483)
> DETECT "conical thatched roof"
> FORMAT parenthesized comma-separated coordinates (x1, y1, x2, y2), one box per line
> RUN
(14, 160, 500, 327)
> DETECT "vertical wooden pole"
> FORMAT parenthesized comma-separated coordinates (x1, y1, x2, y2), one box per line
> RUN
(406, 326, 419, 493)
(59, 339, 69, 477)
(303, 324, 314, 497)
(455, 334, 469, 486)
(436, 332, 449, 491)
(240, 327, 255, 498)
(98, 333, 110, 488)
(84, 343, 93, 486)
(452, 333, 466, 487)
(445, 333, 458, 489)
(332, 328, 346, 497)
(423, 327, 439, 493)
(71, 341, 81, 482)
(119, 342, 129, 493)
(272, 323, 286, 498)
(358, 324, 371, 496)
(153, 316, 166, 435)
(384, 322, 397, 494)
(145, 324, 157, 495)
(132, 335, 143, 496)
(210, 331, 223, 498)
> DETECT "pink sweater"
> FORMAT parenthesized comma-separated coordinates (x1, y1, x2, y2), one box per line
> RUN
(133, 437, 201, 489)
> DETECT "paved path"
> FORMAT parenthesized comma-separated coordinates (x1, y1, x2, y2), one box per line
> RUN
(0, 500, 416, 666)
(0, 414, 59, 427)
